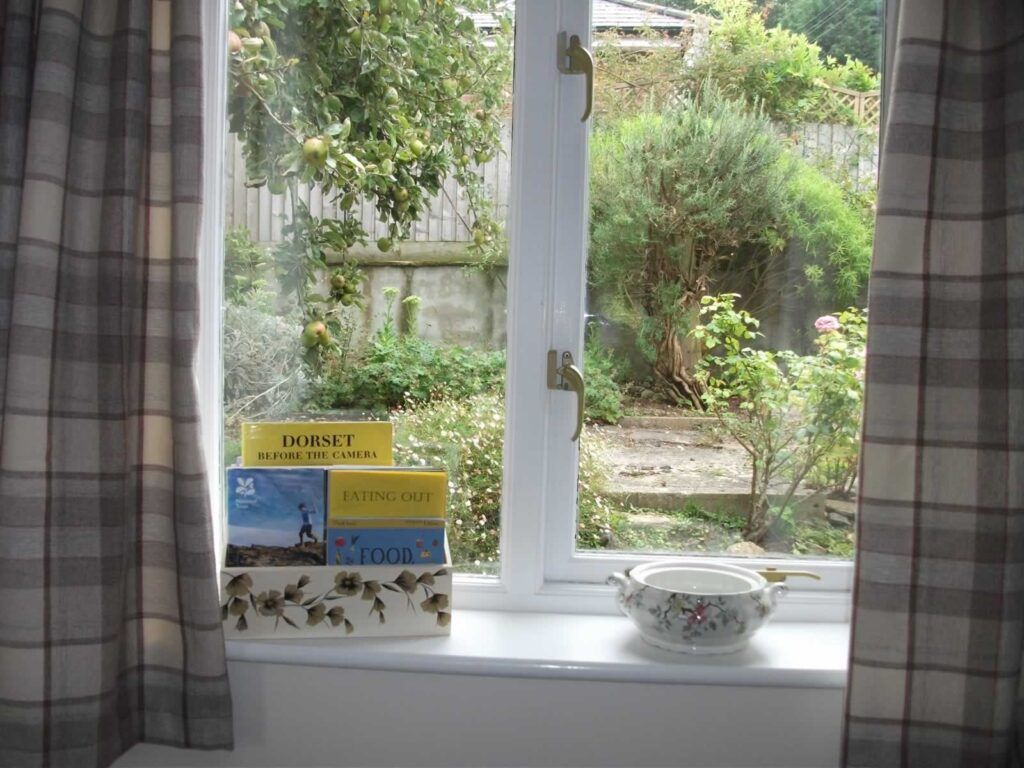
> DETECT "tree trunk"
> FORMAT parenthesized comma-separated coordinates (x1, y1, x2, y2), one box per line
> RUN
(642, 234, 708, 410)
(652, 302, 706, 411)
(651, 319, 708, 411)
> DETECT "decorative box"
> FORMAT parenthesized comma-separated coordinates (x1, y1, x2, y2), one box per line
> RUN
(220, 560, 452, 639)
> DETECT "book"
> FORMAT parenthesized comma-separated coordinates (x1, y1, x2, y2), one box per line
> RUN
(241, 421, 393, 467)
(225, 467, 326, 566)
(327, 467, 447, 523)
(327, 521, 447, 566)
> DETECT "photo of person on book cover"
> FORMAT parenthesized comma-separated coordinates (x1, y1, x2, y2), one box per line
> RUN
(226, 467, 325, 566)
(297, 502, 319, 545)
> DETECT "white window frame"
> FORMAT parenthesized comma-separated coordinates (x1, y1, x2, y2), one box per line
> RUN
(199, 0, 855, 622)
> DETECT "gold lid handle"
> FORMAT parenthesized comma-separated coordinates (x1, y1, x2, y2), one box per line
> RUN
(758, 568, 822, 583)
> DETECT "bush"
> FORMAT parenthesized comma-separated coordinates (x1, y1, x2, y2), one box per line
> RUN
(785, 159, 873, 305)
(307, 290, 506, 413)
(584, 342, 626, 424)
(223, 290, 306, 438)
(589, 89, 794, 406)
(392, 393, 615, 569)
(224, 227, 268, 303)
(688, 0, 880, 126)
(692, 294, 865, 541)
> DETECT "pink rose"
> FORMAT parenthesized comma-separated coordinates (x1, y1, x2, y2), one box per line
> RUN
(815, 315, 840, 333)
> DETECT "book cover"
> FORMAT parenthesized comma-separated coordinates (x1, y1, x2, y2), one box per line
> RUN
(241, 421, 394, 467)
(327, 522, 447, 566)
(327, 467, 447, 524)
(226, 467, 326, 566)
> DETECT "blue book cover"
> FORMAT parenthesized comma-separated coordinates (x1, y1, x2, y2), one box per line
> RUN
(226, 467, 326, 566)
(328, 524, 447, 566)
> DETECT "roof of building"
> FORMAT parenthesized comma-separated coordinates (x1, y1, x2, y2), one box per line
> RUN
(471, 0, 708, 33)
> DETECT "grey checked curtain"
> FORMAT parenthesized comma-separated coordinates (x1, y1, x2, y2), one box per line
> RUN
(0, 1, 233, 766)
(844, 1, 1024, 766)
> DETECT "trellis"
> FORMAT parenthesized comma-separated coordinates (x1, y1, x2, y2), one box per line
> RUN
(822, 85, 881, 125)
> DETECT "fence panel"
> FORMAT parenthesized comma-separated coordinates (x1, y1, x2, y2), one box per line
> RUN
(226, 122, 872, 244)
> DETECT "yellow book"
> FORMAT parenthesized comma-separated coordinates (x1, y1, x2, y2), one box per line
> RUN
(241, 421, 393, 467)
(327, 467, 447, 524)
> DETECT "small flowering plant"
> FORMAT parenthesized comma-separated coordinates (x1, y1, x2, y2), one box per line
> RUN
(220, 567, 451, 635)
(691, 294, 866, 542)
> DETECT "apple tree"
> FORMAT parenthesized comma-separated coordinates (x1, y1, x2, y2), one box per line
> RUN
(228, 0, 511, 362)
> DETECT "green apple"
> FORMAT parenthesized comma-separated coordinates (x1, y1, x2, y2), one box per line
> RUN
(301, 320, 326, 348)
(302, 136, 328, 167)
(268, 176, 288, 195)
(377, 237, 393, 252)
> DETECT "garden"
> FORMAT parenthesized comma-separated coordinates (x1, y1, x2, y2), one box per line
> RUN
(224, 0, 876, 572)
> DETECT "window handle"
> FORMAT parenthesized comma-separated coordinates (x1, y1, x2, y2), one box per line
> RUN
(547, 350, 585, 442)
(557, 32, 594, 122)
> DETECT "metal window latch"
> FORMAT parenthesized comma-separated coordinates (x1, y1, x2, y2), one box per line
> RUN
(547, 350, 585, 442)
(557, 32, 594, 123)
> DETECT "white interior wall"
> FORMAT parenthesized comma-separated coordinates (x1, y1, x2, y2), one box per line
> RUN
(116, 662, 844, 768)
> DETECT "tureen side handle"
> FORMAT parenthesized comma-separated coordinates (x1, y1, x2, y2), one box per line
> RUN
(606, 572, 631, 616)
(766, 582, 788, 606)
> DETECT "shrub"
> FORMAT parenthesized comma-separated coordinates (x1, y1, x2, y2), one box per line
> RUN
(589, 89, 794, 407)
(224, 227, 268, 304)
(223, 290, 306, 447)
(688, 0, 880, 126)
(692, 294, 865, 541)
(785, 159, 873, 306)
(307, 289, 506, 413)
(392, 393, 615, 569)
(584, 342, 626, 425)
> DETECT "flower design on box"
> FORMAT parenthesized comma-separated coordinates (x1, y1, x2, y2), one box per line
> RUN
(220, 568, 451, 633)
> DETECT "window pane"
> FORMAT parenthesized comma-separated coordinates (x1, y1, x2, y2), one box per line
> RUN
(222, 2, 513, 575)
(578, 0, 880, 560)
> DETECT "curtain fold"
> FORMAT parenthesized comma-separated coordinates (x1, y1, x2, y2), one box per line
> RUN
(0, 2, 233, 766)
(844, 1, 1024, 766)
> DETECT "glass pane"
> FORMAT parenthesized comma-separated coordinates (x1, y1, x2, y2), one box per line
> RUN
(221, 2, 513, 575)
(578, 0, 880, 560)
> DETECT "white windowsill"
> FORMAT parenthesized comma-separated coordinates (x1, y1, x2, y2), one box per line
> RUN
(226, 610, 850, 689)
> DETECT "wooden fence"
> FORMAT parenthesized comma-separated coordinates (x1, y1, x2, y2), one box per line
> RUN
(225, 126, 511, 246)
(226, 121, 877, 246)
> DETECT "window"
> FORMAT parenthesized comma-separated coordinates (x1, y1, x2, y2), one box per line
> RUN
(203, 0, 881, 618)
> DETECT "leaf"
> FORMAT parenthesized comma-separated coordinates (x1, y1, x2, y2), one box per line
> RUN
(324, 122, 344, 136)
(282, 614, 300, 630)
(221, 603, 229, 621)
(433, 568, 450, 577)
(236, 614, 248, 632)
(382, 583, 400, 592)
(297, 575, 311, 588)
(341, 153, 364, 172)
(344, 619, 354, 635)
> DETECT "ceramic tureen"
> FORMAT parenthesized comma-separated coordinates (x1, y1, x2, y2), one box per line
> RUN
(607, 561, 789, 654)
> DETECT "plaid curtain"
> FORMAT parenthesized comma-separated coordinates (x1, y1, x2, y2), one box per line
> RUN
(844, 1, 1024, 766)
(0, 2, 233, 766)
